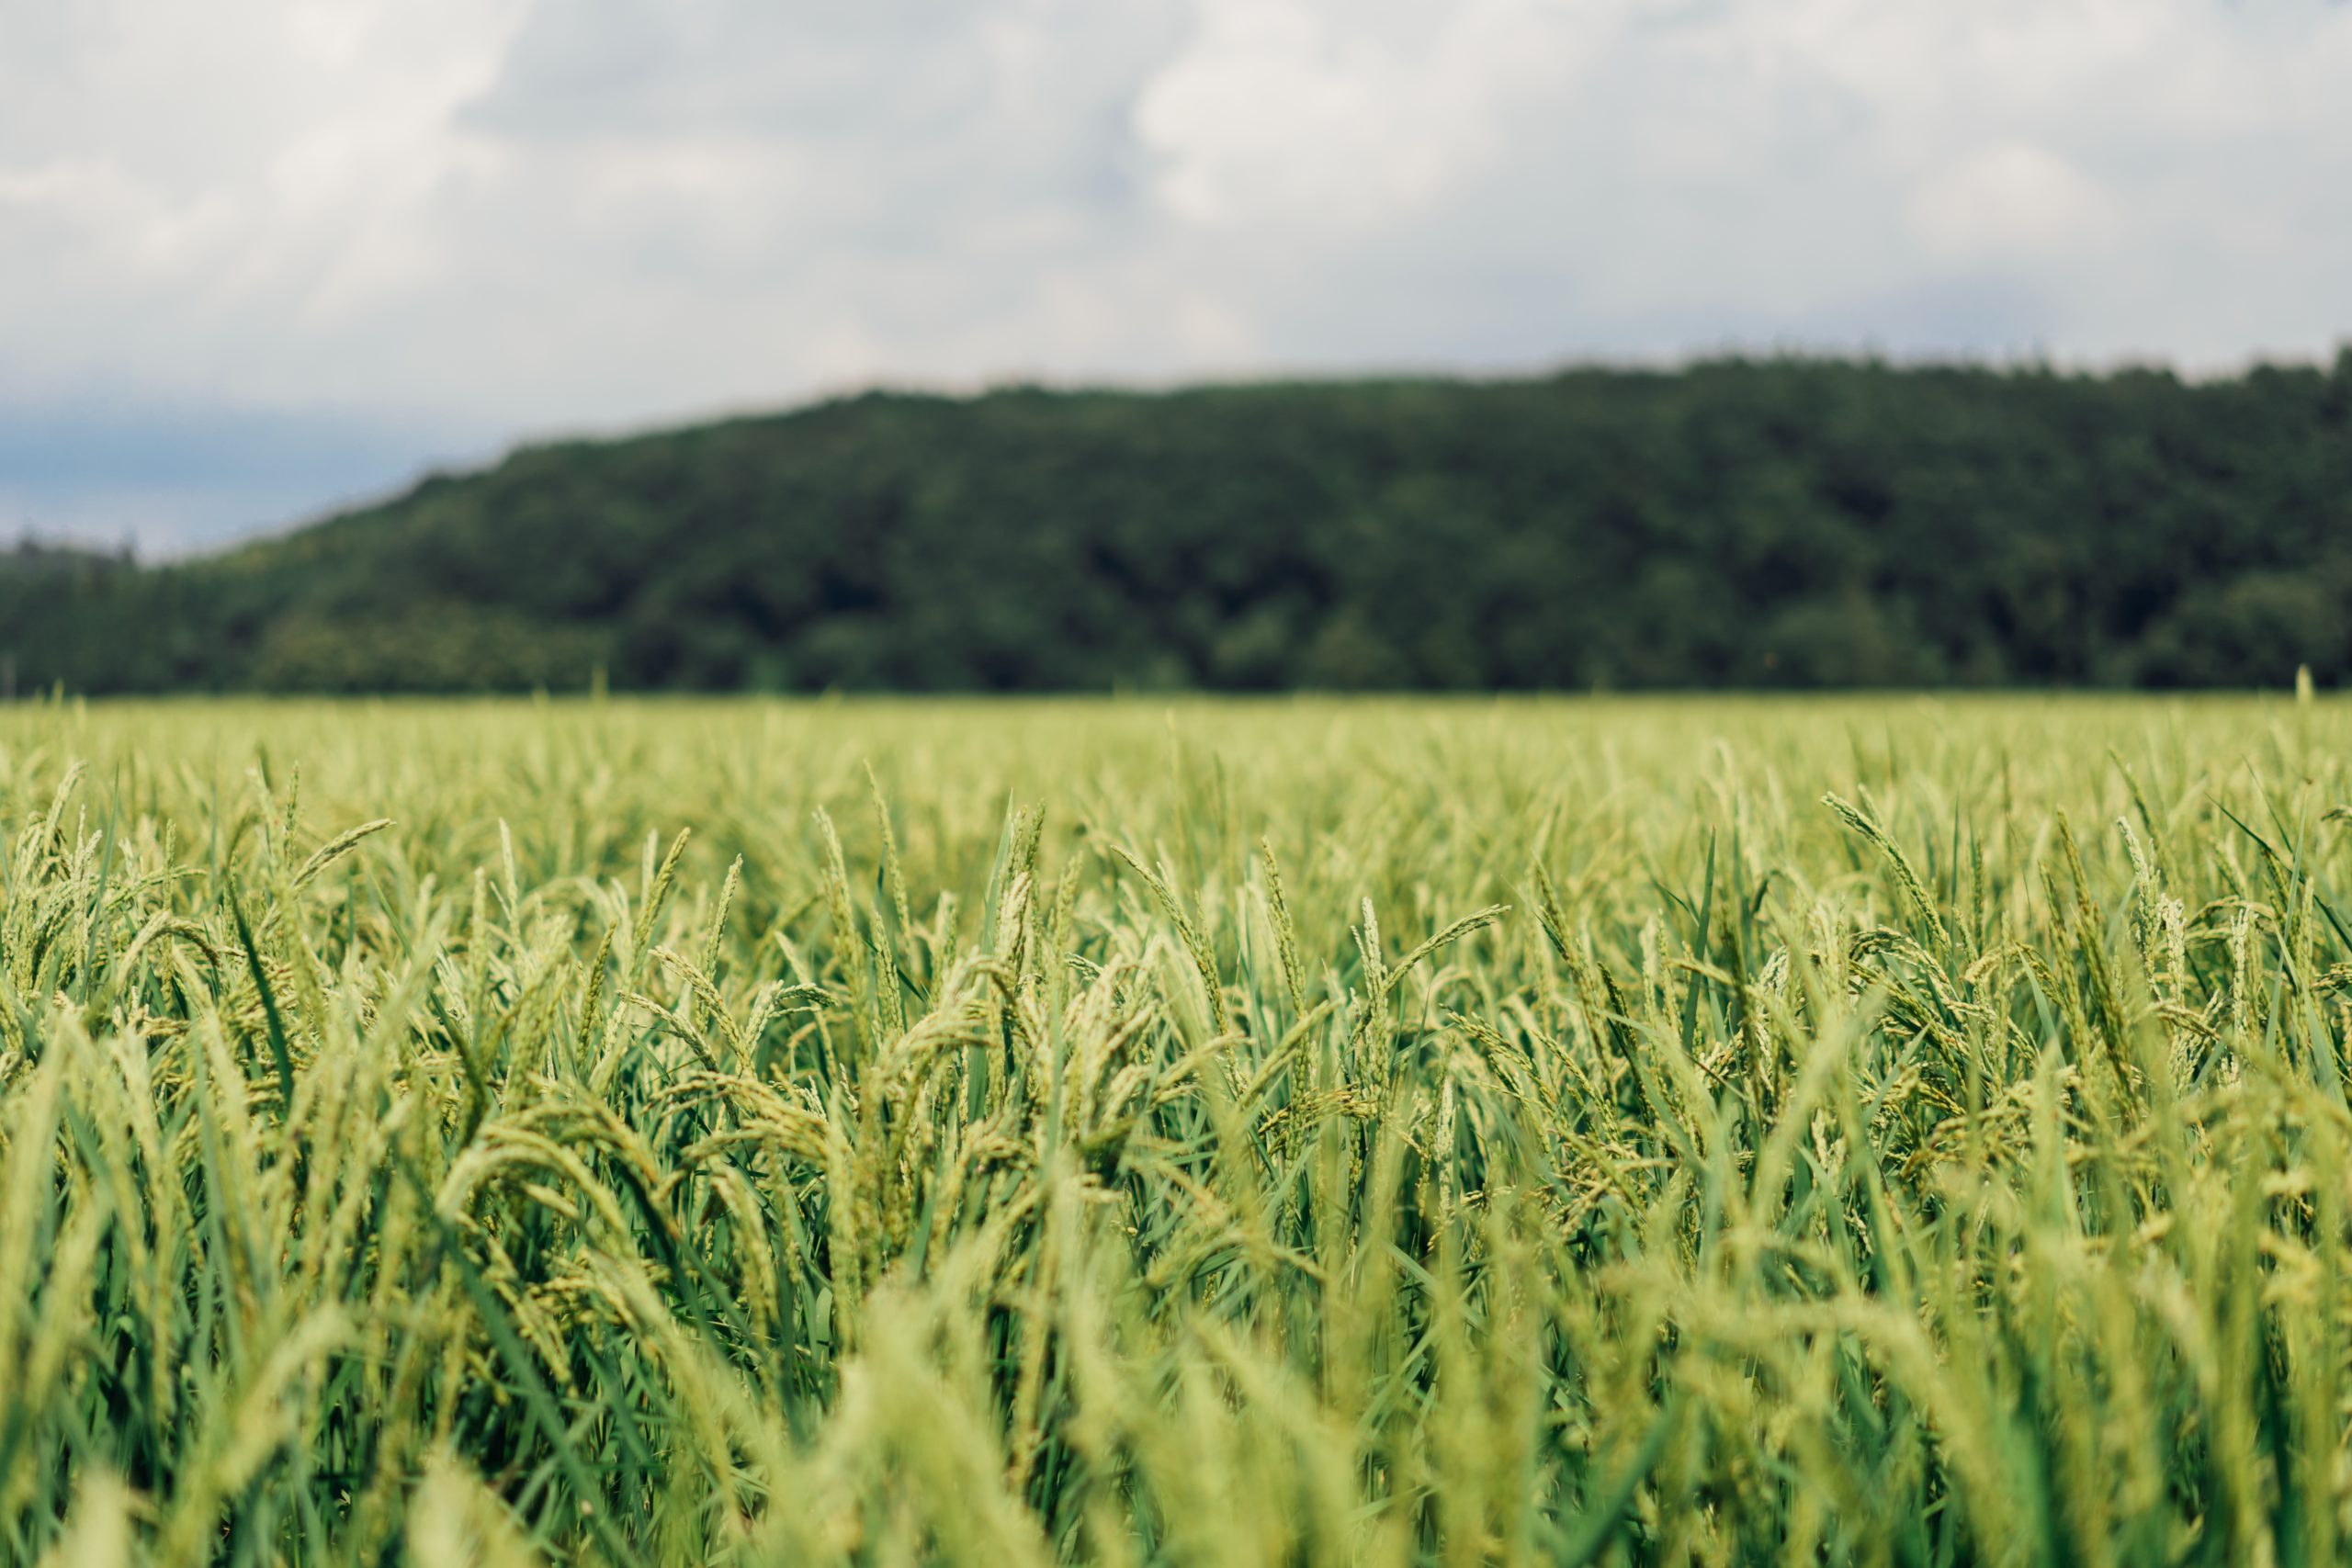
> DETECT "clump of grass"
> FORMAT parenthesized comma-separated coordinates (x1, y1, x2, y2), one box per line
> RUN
(1, 694, 2350, 1564)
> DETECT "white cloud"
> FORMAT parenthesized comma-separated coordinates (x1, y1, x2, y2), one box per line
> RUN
(1908, 143, 2117, 265)
(1132, 0, 1581, 228)
(2, 0, 2350, 545)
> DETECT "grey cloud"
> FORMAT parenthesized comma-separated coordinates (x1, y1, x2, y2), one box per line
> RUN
(2, 0, 2349, 544)
(464, 1, 1005, 141)
(460, 0, 1187, 226)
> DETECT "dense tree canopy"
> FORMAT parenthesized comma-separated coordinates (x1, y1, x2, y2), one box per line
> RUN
(6, 355, 2350, 693)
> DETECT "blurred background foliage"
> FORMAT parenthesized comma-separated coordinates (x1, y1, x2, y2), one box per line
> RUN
(6, 354, 2351, 694)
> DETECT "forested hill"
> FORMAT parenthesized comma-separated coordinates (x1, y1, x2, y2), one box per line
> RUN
(6, 355, 2352, 694)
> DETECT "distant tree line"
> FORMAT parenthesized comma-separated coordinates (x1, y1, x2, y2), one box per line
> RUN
(6, 355, 2351, 694)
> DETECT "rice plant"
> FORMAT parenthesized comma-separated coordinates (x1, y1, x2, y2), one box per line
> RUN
(3, 694, 2350, 1565)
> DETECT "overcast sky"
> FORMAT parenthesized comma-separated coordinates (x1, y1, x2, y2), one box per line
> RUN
(6, 0, 2351, 550)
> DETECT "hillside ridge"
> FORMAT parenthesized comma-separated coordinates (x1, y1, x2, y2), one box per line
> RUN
(6, 355, 2350, 692)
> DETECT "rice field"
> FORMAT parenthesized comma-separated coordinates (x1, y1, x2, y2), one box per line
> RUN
(4, 694, 2350, 1565)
